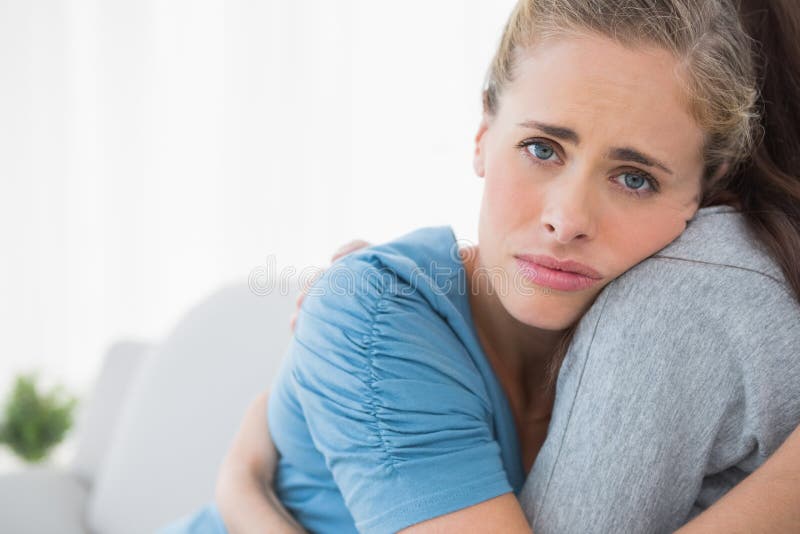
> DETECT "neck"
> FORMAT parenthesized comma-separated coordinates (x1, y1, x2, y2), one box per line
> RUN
(461, 245, 565, 415)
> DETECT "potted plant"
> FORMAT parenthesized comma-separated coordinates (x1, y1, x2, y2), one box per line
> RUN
(0, 372, 79, 463)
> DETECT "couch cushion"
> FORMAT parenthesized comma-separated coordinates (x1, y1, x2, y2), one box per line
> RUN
(0, 468, 90, 534)
(87, 280, 298, 534)
(70, 340, 153, 487)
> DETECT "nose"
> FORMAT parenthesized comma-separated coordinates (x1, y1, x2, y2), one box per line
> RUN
(540, 172, 597, 244)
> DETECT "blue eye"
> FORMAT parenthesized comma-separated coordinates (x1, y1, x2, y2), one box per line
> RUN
(614, 171, 659, 198)
(526, 141, 557, 161)
(623, 173, 646, 189)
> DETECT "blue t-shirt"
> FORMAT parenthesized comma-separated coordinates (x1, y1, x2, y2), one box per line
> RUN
(268, 225, 525, 533)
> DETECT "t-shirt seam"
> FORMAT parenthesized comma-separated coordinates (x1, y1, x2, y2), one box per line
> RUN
(356, 471, 512, 532)
(690, 209, 737, 219)
(649, 254, 790, 294)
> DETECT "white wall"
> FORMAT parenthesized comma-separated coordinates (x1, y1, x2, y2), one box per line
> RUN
(0, 0, 517, 401)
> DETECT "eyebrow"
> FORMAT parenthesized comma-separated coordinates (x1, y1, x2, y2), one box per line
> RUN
(517, 120, 674, 175)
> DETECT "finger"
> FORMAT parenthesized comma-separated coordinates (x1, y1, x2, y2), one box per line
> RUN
(289, 312, 297, 332)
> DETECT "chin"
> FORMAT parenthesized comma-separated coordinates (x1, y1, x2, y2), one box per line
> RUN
(502, 292, 580, 331)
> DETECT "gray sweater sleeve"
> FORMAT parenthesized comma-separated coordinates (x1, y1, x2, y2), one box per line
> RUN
(521, 208, 800, 533)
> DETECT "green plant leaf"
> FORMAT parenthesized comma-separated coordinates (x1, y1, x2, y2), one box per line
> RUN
(0, 372, 79, 463)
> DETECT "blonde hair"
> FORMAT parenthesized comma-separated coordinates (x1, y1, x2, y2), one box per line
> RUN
(484, 0, 760, 191)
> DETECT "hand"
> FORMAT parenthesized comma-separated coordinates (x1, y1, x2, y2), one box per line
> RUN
(215, 392, 305, 534)
(289, 239, 371, 331)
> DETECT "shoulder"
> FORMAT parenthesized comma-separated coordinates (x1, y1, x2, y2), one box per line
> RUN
(552, 205, 800, 437)
(297, 225, 464, 331)
(552, 206, 800, 457)
(291, 225, 486, 399)
(332, 224, 463, 292)
(590, 206, 797, 354)
(587, 214, 800, 385)
(653, 205, 787, 290)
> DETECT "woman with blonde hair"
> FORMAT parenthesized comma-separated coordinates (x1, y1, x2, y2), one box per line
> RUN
(162, 0, 800, 532)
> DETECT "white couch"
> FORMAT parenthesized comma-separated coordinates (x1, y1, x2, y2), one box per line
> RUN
(0, 281, 298, 534)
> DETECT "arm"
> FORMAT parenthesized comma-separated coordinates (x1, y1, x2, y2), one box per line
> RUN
(398, 494, 531, 533)
(225, 377, 798, 534)
(214, 391, 305, 534)
(226, 390, 531, 534)
(676, 423, 800, 533)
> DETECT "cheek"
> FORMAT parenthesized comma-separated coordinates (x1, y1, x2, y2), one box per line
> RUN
(603, 209, 688, 271)
(481, 155, 537, 230)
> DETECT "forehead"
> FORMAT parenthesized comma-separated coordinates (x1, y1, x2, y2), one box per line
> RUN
(501, 34, 706, 168)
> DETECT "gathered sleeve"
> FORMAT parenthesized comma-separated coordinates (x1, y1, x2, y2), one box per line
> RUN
(286, 253, 513, 533)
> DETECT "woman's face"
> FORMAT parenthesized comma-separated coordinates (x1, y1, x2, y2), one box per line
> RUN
(474, 33, 708, 330)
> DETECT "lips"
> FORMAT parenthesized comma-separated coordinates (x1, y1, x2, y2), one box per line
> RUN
(514, 256, 602, 292)
(514, 254, 602, 279)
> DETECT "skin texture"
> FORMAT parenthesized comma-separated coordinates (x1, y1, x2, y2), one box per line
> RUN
(217, 32, 800, 534)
